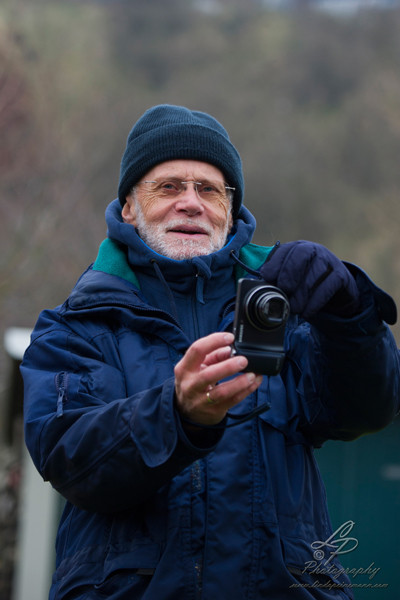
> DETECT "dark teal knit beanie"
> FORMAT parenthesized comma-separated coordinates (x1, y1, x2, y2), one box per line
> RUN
(118, 104, 244, 218)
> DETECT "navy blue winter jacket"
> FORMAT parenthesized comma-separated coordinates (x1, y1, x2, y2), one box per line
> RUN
(22, 200, 400, 599)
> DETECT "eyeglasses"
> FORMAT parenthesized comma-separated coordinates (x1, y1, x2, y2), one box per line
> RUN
(136, 178, 235, 204)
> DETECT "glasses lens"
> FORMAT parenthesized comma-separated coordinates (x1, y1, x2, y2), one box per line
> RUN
(142, 179, 233, 202)
(146, 179, 182, 196)
(196, 182, 227, 202)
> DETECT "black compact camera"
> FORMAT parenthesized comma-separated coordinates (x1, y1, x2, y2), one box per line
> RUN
(231, 278, 290, 376)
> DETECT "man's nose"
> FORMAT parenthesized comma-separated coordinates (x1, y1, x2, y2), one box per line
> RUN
(174, 184, 204, 214)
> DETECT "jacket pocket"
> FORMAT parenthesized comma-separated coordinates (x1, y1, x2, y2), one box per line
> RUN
(54, 370, 81, 418)
(93, 568, 154, 599)
(53, 569, 154, 600)
(53, 542, 161, 600)
(281, 535, 353, 599)
(55, 371, 69, 417)
(257, 375, 308, 446)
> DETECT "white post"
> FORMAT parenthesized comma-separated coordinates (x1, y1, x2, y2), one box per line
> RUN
(12, 446, 60, 600)
(3, 327, 62, 600)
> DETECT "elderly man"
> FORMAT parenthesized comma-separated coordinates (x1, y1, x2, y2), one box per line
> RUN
(22, 104, 399, 600)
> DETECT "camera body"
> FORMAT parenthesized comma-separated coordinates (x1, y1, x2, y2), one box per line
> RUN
(232, 278, 290, 376)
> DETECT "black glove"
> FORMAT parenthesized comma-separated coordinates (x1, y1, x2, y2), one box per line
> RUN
(259, 241, 361, 320)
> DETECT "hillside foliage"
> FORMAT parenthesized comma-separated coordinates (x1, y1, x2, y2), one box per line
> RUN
(1, 0, 400, 343)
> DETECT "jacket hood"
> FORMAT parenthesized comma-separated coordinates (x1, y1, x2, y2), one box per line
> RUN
(67, 199, 273, 317)
(103, 198, 258, 301)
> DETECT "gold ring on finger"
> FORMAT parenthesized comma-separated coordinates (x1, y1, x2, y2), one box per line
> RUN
(206, 391, 216, 405)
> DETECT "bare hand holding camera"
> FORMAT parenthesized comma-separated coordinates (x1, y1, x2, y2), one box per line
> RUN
(174, 332, 263, 426)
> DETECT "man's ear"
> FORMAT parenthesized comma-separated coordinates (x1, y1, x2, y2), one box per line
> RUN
(121, 196, 137, 226)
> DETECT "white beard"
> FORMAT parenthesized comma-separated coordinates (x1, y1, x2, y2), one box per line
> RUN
(134, 203, 231, 260)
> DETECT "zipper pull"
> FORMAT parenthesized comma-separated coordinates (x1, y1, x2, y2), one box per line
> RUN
(56, 373, 66, 418)
(195, 271, 205, 304)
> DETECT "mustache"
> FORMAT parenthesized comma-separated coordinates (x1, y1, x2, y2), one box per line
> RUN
(162, 218, 214, 235)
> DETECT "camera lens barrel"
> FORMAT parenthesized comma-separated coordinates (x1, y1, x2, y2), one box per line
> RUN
(245, 287, 290, 330)
(232, 279, 290, 376)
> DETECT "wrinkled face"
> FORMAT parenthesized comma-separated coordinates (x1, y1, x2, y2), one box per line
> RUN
(121, 160, 233, 260)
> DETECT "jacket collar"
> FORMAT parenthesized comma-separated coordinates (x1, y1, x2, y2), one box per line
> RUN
(98, 199, 269, 289)
(69, 199, 273, 311)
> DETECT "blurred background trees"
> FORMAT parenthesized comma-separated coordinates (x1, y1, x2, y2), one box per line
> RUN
(1, 0, 400, 349)
(1, 0, 400, 596)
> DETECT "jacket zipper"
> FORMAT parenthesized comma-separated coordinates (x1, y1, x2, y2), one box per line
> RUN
(191, 280, 201, 340)
(55, 372, 68, 418)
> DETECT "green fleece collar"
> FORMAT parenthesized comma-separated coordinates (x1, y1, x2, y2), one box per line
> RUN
(92, 238, 273, 289)
(236, 242, 273, 279)
(93, 239, 141, 288)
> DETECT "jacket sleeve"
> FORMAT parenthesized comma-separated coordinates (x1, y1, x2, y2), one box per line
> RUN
(21, 311, 223, 513)
(290, 265, 400, 445)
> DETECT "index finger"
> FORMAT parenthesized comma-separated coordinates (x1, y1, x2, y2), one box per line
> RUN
(181, 332, 234, 372)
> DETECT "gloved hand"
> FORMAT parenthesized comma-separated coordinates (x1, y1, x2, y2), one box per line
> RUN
(259, 241, 361, 320)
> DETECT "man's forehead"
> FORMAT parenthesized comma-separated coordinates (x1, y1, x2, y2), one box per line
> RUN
(143, 160, 225, 181)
